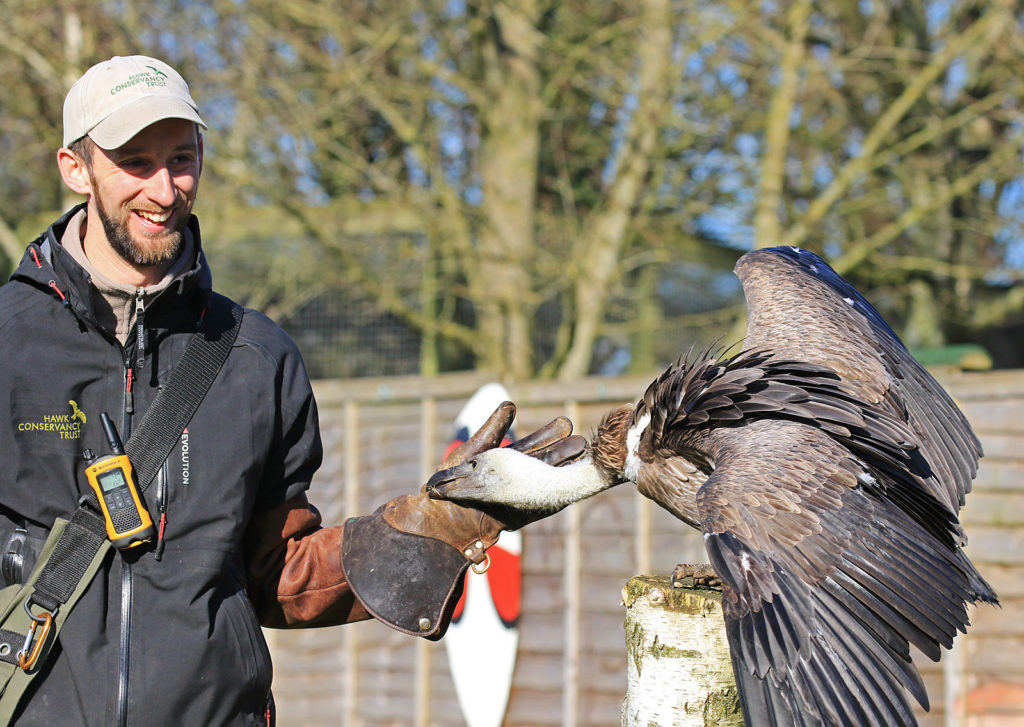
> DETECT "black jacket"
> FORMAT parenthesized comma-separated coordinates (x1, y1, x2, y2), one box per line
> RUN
(0, 205, 323, 726)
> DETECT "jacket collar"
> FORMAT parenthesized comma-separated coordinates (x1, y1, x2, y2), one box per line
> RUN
(10, 202, 213, 324)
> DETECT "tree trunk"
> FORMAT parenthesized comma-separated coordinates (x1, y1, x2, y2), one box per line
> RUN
(753, 0, 810, 249)
(475, 1, 543, 378)
(621, 575, 743, 727)
(557, 0, 671, 380)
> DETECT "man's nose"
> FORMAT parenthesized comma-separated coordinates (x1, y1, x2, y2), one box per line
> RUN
(146, 166, 178, 207)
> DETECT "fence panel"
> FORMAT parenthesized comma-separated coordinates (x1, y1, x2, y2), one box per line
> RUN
(267, 368, 1024, 727)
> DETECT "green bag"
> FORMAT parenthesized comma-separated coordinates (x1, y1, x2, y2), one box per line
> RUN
(0, 517, 112, 724)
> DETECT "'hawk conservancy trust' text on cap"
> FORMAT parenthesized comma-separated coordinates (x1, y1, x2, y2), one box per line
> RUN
(62, 55, 207, 150)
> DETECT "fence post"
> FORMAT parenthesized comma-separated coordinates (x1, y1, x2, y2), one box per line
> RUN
(621, 575, 743, 727)
(416, 396, 437, 727)
(343, 399, 361, 727)
(563, 399, 582, 727)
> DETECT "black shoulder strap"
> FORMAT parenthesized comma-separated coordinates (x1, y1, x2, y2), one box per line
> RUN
(125, 295, 244, 491)
(24, 295, 244, 614)
(2, 297, 244, 678)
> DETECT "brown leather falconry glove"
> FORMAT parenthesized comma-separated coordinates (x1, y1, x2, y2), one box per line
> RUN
(340, 402, 585, 639)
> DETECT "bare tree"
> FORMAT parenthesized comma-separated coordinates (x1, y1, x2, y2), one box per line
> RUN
(2, 0, 1023, 376)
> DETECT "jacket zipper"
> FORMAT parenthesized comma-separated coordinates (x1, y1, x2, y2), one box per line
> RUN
(117, 560, 133, 727)
(117, 356, 134, 727)
(154, 447, 169, 561)
(134, 290, 147, 375)
(117, 290, 146, 727)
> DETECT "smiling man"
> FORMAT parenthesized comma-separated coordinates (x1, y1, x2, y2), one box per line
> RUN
(52, 58, 205, 341)
(60, 119, 200, 274)
(0, 55, 583, 726)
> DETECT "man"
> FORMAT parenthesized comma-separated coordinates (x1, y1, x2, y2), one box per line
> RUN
(0, 55, 581, 725)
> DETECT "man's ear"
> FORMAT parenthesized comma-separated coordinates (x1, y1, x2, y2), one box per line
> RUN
(57, 147, 92, 196)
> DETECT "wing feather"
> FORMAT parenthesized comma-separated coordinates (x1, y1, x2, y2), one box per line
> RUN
(735, 247, 981, 514)
(695, 420, 988, 726)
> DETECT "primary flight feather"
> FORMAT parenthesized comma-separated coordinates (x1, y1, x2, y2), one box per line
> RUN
(427, 246, 997, 727)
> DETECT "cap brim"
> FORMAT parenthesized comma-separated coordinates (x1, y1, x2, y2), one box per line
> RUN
(87, 95, 207, 150)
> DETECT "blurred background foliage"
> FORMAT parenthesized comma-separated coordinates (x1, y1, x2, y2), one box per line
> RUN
(2, 0, 1023, 378)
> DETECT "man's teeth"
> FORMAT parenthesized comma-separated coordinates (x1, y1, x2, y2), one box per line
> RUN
(137, 210, 171, 224)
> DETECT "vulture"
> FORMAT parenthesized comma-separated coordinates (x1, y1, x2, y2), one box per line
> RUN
(427, 246, 998, 727)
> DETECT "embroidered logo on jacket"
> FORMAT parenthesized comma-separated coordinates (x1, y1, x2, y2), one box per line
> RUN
(16, 400, 87, 440)
(69, 400, 88, 424)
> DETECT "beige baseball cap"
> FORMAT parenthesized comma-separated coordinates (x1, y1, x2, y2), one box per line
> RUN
(63, 55, 207, 149)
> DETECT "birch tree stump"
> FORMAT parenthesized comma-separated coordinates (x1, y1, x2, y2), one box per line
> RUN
(621, 575, 743, 727)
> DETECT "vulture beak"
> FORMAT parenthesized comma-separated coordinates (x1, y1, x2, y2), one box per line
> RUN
(426, 460, 477, 500)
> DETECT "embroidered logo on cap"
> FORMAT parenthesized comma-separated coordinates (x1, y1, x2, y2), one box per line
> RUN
(109, 67, 170, 96)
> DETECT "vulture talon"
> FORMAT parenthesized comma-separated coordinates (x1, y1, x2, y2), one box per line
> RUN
(671, 563, 721, 591)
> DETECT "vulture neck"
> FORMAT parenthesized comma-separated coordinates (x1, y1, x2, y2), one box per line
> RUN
(522, 453, 620, 511)
(527, 403, 634, 509)
(483, 403, 633, 513)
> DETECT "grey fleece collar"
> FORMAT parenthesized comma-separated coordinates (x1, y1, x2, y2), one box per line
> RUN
(59, 208, 196, 344)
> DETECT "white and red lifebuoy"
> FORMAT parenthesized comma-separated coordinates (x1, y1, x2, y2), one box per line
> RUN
(443, 383, 521, 727)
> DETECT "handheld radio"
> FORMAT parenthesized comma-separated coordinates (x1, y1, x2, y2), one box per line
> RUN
(83, 413, 155, 550)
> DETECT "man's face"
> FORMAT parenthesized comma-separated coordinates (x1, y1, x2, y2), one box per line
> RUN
(83, 118, 203, 268)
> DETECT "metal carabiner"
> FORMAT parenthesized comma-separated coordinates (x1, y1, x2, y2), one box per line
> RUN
(18, 600, 55, 671)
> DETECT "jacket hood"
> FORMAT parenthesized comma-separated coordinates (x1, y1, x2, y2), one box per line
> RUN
(9, 203, 213, 326)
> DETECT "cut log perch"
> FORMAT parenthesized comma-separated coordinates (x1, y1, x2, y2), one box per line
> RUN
(621, 575, 743, 727)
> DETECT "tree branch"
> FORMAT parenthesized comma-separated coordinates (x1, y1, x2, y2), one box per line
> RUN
(557, 0, 672, 379)
(754, 0, 810, 248)
(0, 214, 25, 266)
(781, 4, 1011, 249)
(833, 146, 1020, 275)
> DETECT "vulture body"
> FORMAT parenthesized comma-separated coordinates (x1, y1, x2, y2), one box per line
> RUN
(428, 246, 998, 727)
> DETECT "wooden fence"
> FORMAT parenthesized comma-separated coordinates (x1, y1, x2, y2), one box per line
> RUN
(265, 368, 1024, 727)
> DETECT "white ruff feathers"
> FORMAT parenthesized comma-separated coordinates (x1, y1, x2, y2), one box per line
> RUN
(624, 412, 650, 483)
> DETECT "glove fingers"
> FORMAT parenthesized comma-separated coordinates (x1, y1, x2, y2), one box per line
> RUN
(439, 401, 516, 470)
(507, 416, 573, 455)
(528, 434, 587, 466)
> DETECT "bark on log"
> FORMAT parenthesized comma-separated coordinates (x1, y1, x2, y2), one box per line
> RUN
(621, 575, 743, 727)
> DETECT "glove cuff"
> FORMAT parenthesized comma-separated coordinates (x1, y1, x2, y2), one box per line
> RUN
(340, 512, 469, 640)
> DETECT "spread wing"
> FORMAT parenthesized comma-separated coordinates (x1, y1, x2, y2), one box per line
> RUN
(625, 250, 999, 725)
(735, 247, 981, 515)
(697, 420, 987, 727)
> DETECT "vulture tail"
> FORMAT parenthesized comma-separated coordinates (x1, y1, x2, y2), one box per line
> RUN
(727, 619, 805, 727)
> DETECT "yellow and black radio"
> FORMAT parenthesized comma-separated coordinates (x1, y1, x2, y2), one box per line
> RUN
(83, 413, 155, 550)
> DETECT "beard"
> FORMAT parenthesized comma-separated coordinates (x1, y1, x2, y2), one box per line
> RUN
(94, 189, 188, 268)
